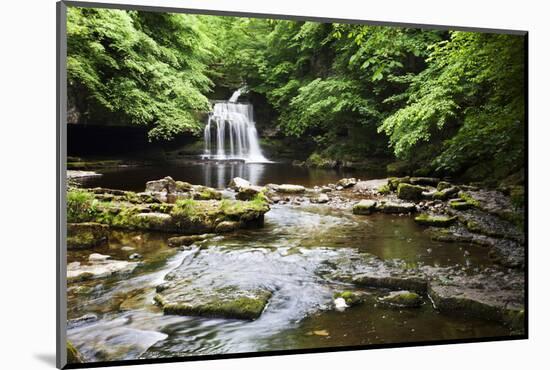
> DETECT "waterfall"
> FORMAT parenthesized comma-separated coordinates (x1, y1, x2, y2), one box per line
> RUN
(203, 88, 270, 163)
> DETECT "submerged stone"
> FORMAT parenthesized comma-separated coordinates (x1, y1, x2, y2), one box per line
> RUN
(167, 234, 210, 247)
(379, 290, 422, 307)
(333, 291, 362, 307)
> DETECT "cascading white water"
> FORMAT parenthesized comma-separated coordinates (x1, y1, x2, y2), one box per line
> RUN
(203, 88, 270, 163)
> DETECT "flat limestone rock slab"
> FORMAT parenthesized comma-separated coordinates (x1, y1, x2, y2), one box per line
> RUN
(154, 283, 271, 320)
(67, 260, 139, 282)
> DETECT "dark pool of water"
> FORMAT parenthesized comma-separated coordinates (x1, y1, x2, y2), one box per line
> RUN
(75, 161, 381, 191)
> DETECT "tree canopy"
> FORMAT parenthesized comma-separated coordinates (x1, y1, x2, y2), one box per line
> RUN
(67, 7, 525, 180)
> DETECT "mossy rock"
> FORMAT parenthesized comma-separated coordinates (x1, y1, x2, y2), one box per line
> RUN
(67, 222, 109, 249)
(397, 183, 425, 201)
(67, 189, 270, 235)
(377, 184, 391, 195)
(437, 181, 453, 191)
(305, 152, 338, 169)
(192, 186, 222, 200)
(458, 191, 480, 207)
(67, 341, 84, 363)
(376, 201, 416, 214)
(379, 290, 422, 308)
(333, 291, 362, 306)
(449, 199, 473, 210)
(154, 288, 272, 320)
(352, 200, 377, 215)
(414, 214, 457, 227)
(433, 186, 459, 201)
(388, 176, 411, 191)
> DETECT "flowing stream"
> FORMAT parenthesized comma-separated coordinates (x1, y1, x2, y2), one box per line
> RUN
(67, 192, 510, 362)
(203, 88, 269, 163)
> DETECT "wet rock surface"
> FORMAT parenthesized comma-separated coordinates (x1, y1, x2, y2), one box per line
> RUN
(324, 251, 524, 328)
(67, 257, 139, 282)
(66, 172, 525, 361)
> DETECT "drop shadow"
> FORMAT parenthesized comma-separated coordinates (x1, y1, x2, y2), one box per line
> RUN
(34, 353, 57, 367)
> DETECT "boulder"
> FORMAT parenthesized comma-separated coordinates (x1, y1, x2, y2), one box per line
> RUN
(236, 185, 265, 201)
(310, 193, 330, 204)
(379, 290, 423, 307)
(145, 176, 177, 193)
(337, 178, 357, 188)
(228, 177, 251, 190)
(397, 183, 425, 201)
(192, 186, 222, 200)
(352, 200, 377, 215)
(277, 184, 306, 194)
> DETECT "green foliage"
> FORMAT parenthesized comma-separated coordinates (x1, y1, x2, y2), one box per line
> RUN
(380, 32, 525, 176)
(67, 8, 525, 181)
(67, 190, 98, 222)
(67, 7, 216, 140)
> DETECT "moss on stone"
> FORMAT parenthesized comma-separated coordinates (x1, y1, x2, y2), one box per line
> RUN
(449, 199, 473, 210)
(379, 291, 422, 307)
(397, 183, 425, 201)
(155, 290, 272, 320)
(377, 184, 391, 195)
(459, 191, 480, 207)
(414, 214, 457, 227)
(333, 291, 362, 306)
(67, 341, 84, 363)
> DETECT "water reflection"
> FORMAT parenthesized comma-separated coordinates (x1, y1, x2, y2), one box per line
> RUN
(203, 161, 265, 188)
(77, 161, 374, 191)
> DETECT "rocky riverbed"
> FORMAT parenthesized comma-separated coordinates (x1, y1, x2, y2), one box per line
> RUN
(66, 174, 525, 363)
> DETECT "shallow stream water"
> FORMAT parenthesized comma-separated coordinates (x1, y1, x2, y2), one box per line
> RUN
(67, 176, 511, 362)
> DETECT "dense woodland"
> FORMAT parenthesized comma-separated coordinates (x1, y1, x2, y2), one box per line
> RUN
(67, 7, 525, 185)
